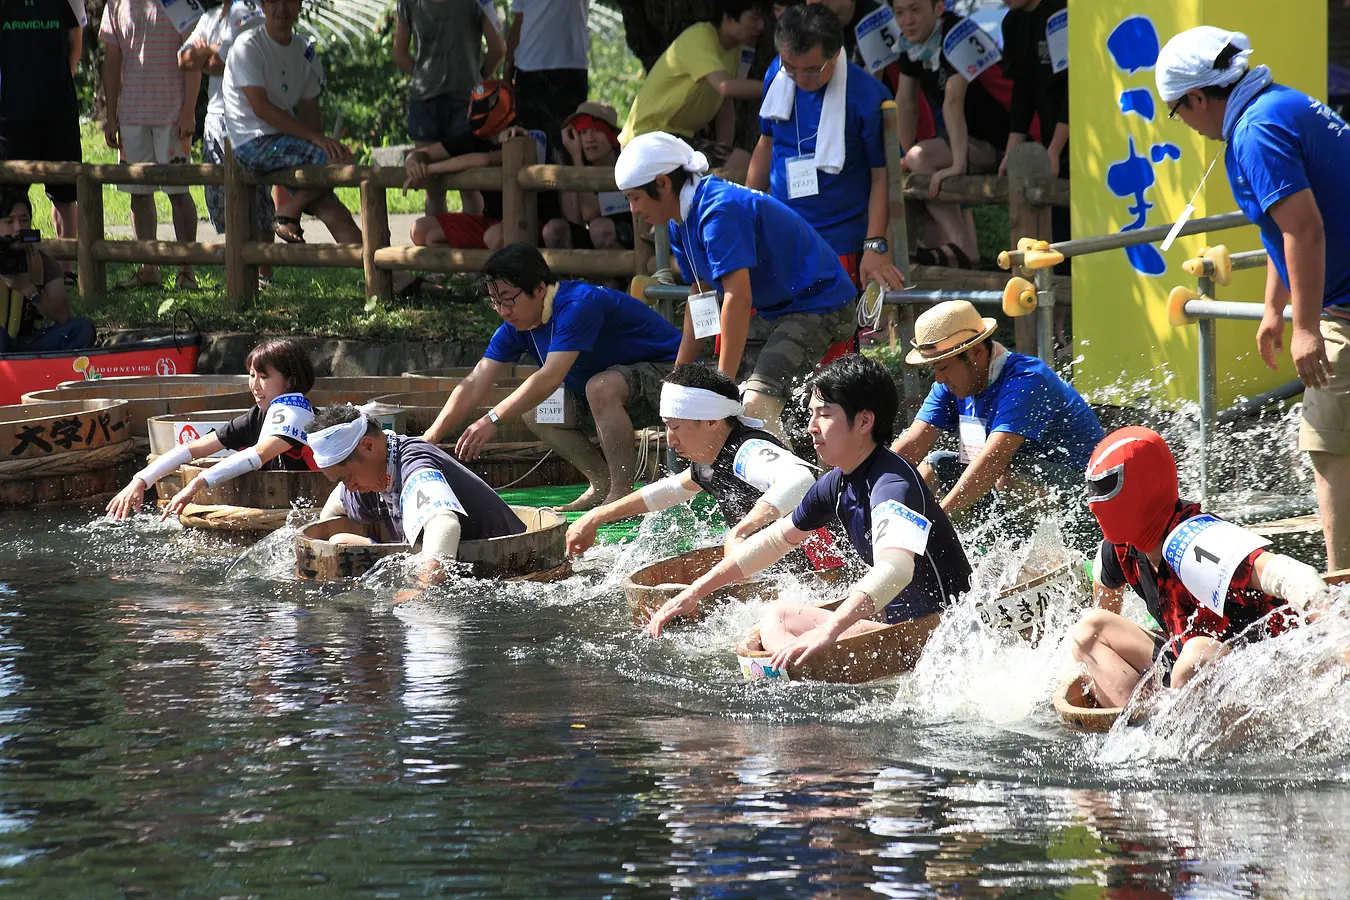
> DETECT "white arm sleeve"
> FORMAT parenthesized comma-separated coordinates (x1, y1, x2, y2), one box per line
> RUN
(852, 548, 915, 616)
(420, 512, 462, 559)
(759, 463, 815, 516)
(730, 518, 801, 577)
(639, 473, 702, 512)
(200, 448, 263, 487)
(134, 444, 194, 487)
(1259, 553, 1330, 614)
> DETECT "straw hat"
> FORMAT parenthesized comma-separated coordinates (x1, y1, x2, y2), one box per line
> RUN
(562, 101, 620, 132)
(904, 300, 998, 365)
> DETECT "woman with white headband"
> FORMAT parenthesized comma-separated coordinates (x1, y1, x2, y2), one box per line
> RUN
(566, 363, 843, 575)
(106, 338, 318, 521)
(307, 403, 524, 579)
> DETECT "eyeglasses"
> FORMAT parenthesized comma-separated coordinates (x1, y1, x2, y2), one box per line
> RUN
(1167, 95, 1191, 120)
(781, 58, 833, 81)
(486, 287, 524, 311)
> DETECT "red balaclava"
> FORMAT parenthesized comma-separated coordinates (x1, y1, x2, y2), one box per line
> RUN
(1085, 426, 1179, 549)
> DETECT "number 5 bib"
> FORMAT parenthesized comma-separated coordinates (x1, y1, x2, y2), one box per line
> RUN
(1162, 514, 1270, 617)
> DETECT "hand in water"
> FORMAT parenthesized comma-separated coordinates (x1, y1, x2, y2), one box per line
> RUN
(566, 514, 598, 556)
(106, 478, 147, 521)
(767, 623, 839, 673)
(647, 587, 699, 639)
(161, 476, 206, 520)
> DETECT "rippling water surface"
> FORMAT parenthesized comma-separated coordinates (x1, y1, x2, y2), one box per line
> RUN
(2, 469, 1350, 897)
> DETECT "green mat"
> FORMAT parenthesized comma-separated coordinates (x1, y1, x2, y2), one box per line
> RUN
(499, 484, 725, 545)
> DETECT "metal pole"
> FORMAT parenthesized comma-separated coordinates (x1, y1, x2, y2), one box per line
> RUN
(653, 226, 675, 323)
(1196, 275, 1217, 506)
(1034, 267, 1054, 365)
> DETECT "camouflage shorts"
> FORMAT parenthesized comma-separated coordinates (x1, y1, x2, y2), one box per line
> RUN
(544, 360, 670, 431)
(743, 299, 859, 398)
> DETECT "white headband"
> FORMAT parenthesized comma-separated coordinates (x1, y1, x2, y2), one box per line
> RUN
(309, 414, 368, 468)
(659, 384, 764, 428)
(615, 132, 710, 192)
(1155, 27, 1252, 103)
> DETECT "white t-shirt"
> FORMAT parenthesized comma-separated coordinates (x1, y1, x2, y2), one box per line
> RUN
(510, 0, 589, 72)
(222, 26, 324, 148)
(185, 0, 263, 120)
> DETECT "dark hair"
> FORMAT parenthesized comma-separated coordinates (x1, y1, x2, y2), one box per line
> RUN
(639, 166, 694, 200)
(0, 185, 33, 218)
(311, 403, 383, 437)
(482, 242, 556, 294)
(775, 2, 843, 59)
(811, 353, 899, 446)
(245, 338, 315, 394)
(712, 0, 766, 26)
(664, 363, 741, 424)
(1200, 43, 1245, 99)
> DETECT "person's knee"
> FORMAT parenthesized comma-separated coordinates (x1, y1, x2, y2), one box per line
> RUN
(541, 218, 571, 249)
(904, 143, 941, 174)
(1070, 608, 1113, 661)
(587, 217, 617, 248)
(411, 215, 443, 246)
(483, 223, 504, 251)
(1170, 637, 1225, 688)
(584, 371, 629, 411)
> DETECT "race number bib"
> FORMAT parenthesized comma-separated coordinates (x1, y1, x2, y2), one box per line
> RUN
(597, 191, 629, 217)
(260, 392, 314, 444)
(689, 289, 721, 339)
(855, 4, 903, 74)
(871, 499, 931, 556)
(159, 0, 204, 35)
(785, 155, 819, 199)
(1045, 8, 1068, 74)
(957, 414, 987, 464)
(942, 17, 1002, 83)
(399, 469, 467, 547)
(737, 45, 755, 80)
(1162, 514, 1270, 617)
(476, 0, 502, 33)
(171, 420, 231, 458)
(535, 387, 566, 425)
(732, 438, 803, 492)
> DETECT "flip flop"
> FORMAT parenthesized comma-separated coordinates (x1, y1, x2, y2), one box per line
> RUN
(274, 215, 305, 244)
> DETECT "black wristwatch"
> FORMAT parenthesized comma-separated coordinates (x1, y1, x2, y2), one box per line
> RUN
(863, 237, 889, 254)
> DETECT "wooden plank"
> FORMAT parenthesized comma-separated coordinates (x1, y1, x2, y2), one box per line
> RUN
(1249, 514, 1321, 537)
(94, 240, 224, 265)
(75, 172, 103, 301)
(223, 142, 255, 307)
(368, 166, 502, 192)
(87, 163, 223, 186)
(499, 135, 532, 245)
(360, 178, 393, 302)
(241, 242, 363, 266)
(1007, 143, 1052, 354)
(373, 246, 492, 272)
(37, 238, 78, 261)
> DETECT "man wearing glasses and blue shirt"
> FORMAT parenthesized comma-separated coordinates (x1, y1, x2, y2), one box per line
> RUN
(423, 242, 682, 512)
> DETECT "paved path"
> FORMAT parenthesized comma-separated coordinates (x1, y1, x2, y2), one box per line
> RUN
(103, 212, 425, 247)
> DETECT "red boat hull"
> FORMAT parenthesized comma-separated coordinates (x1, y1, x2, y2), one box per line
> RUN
(0, 335, 202, 405)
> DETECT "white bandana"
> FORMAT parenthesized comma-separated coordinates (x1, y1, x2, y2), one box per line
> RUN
(1155, 27, 1252, 103)
(309, 415, 367, 468)
(615, 132, 710, 192)
(659, 384, 765, 428)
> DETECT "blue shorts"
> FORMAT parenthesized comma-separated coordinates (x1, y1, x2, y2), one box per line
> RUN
(233, 134, 329, 174)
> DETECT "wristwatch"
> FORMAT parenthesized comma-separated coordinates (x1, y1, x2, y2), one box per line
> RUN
(863, 237, 889, 254)
(486, 409, 500, 425)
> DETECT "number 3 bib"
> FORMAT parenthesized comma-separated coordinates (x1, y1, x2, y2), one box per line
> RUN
(1162, 514, 1270, 616)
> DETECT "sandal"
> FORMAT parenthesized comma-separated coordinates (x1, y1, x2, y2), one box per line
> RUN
(274, 215, 305, 244)
(911, 243, 973, 269)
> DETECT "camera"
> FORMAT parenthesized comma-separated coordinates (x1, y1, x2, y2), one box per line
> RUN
(0, 230, 39, 277)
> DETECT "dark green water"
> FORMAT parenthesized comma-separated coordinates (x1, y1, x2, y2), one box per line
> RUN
(2, 507, 1350, 898)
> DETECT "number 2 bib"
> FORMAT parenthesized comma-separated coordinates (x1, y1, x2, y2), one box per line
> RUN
(1162, 514, 1270, 617)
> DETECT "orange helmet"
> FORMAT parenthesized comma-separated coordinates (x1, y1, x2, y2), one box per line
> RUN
(468, 80, 517, 139)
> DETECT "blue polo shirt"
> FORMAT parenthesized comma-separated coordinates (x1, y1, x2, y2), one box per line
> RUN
(668, 175, 856, 321)
(791, 445, 971, 622)
(1225, 83, 1350, 309)
(483, 281, 681, 396)
(917, 349, 1103, 472)
(759, 57, 890, 256)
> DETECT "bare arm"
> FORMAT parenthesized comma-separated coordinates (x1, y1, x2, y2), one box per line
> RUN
(894, 74, 918, 153)
(393, 16, 414, 74)
(321, 484, 346, 519)
(1256, 254, 1293, 371)
(890, 420, 941, 467)
(703, 70, 764, 101)
(746, 134, 772, 192)
(713, 96, 735, 146)
(1093, 581, 1126, 615)
(481, 11, 506, 78)
(715, 267, 753, 380)
(857, 168, 905, 289)
(1268, 189, 1330, 388)
(941, 431, 1023, 515)
(932, 75, 970, 195)
(1045, 122, 1069, 178)
(69, 27, 82, 76)
(423, 357, 506, 443)
(504, 11, 522, 80)
(180, 68, 203, 137)
(101, 42, 123, 145)
(487, 352, 579, 422)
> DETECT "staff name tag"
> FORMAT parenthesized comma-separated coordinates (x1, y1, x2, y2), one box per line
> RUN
(1162, 514, 1270, 617)
(786, 154, 819, 199)
(399, 469, 467, 547)
(1045, 8, 1068, 74)
(689, 290, 721, 339)
(535, 388, 566, 425)
(943, 16, 1001, 82)
(872, 499, 931, 556)
(597, 191, 629, 217)
(737, 45, 755, 80)
(957, 414, 987, 464)
(855, 5, 902, 74)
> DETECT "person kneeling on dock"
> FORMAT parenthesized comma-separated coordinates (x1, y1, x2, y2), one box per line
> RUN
(890, 300, 1103, 547)
(648, 355, 972, 673)
(106, 338, 318, 520)
(1072, 427, 1335, 709)
(422, 243, 682, 512)
(310, 404, 524, 582)
(567, 363, 843, 571)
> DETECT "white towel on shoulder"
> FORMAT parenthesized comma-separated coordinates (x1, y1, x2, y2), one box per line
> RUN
(760, 49, 848, 175)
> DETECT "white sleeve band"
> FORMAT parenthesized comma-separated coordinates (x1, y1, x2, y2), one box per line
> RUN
(853, 548, 915, 616)
(1259, 553, 1330, 614)
(134, 443, 194, 488)
(639, 474, 702, 512)
(759, 463, 815, 516)
(200, 448, 263, 487)
(731, 518, 800, 577)
(420, 512, 462, 559)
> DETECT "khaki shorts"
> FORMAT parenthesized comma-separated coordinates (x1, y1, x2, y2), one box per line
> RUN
(1299, 316, 1350, 455)
(526, 360, 671, 431)
(117, 124, 190, 195)
(743, 299, 859, 398)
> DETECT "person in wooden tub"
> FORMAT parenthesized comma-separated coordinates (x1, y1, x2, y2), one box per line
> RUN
(566, 362, 844, 572)
(648, 354, 973, 674)
(106, 338, 318, 520)
(308, 403, 525, 582)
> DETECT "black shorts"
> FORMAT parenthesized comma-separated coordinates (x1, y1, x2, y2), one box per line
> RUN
(566, 214, 634, 250)
(407, 93, 473, 147)
(0, 116, 81, 204)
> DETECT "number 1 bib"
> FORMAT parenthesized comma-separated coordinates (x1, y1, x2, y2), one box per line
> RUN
(1162, 514, 1270, 617)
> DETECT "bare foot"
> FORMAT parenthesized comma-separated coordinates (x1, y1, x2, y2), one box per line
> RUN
(553, 484, 608, 513)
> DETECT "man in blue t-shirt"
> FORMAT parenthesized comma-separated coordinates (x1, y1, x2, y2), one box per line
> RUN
(616, 130, 859, 440)
(1157, 27, 1350, 571)
(746, 4, 903, 292)
(423, 243, 681, 511)
(647, 354, 971, 674)
(891, 300, 1102, 547)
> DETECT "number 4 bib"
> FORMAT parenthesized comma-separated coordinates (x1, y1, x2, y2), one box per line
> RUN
(399, 469, 467, 547)
(1162, 514, 1270, 617)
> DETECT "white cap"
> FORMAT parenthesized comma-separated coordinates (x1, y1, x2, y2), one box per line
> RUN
(615, 132, 710, 192)
(1155, 26, 1252, 103)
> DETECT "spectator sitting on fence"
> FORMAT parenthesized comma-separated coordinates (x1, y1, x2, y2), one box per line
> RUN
(806, 0, 900, 79)
(0, 186, 96, 355)
(541, 102, 635, 254)
(618, 0, 769, 171)
(222, 0, 361, 245)
(394, 0, 505, 218)
(747, 4, 902, 294)
(405, 80, 526, 252)
(0, 0, 83, 286)
(892, 0, 1012, 268)
(180, 0, 276, 283)
(422, 243, 683, 513)
(99, 0, 204, 289)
